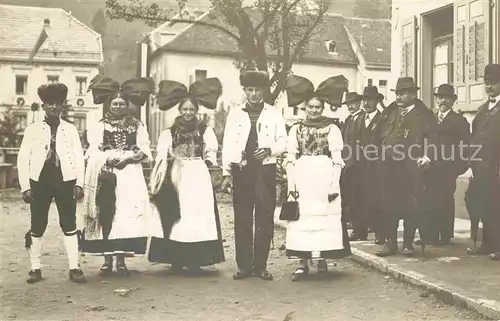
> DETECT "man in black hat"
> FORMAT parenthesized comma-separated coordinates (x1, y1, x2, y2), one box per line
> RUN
(340, 92, 366, 240)
(360, 86, 386, 245)
(421, 84, 470, 246)
(466, 63, 500, 261)
(221, 70, 287, 279)
(375, 77, 438, 257)
(17, 83, 87, 283)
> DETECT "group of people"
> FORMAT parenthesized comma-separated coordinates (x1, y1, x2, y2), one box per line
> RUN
(338, 64, 500, 262)
(17, 63, 499, 285)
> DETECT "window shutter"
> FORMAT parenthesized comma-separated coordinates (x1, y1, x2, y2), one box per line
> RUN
(400, 16, 417, 80)
(454, 0, 491, 110)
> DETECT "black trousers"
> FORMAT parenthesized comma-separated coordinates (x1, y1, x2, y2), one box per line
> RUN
(231, 162, 276, 271)
(341, 164, 366, 235)
(429, 173, 457, 241)
(379, 161, 430, 248)
(29, 175, 77, 238)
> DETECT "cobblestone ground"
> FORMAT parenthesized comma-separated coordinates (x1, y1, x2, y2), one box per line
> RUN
(0, 192, 489, 321)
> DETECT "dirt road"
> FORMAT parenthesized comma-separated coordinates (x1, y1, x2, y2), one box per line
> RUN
(0, 192, 488, 321)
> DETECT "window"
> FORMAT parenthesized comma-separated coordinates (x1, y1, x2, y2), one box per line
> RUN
(327, 40, 337, 53)
(379, 80, 387, 87)
(379, 80, 388, 99)
(368, 78, 373, 86)
(72, 115, 87, 134)
(76, 77, 87, 96)
(14, 114, 28, 131)
(432, 36, 453, 108)
(15, 76, 28, 95)
(47, 75, 59, 84)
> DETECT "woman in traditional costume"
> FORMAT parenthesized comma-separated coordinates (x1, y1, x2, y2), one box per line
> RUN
(148, 78, 225, 273)
(283, 74, 351, 281)
(79, 75, 154, 276)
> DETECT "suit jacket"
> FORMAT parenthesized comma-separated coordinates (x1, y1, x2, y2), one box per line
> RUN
(470, 100, 500, 179)
(342, 110, 365, 168)
(435, 109, 470, 178)
(378, 99, 438, 179)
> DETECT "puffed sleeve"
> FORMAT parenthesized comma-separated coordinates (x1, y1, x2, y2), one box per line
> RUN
(328, 124, 345, 167)
(136, 123, 153, 162)
(286, 123, 299, 163)
(328, 124, 343, 194)
(84, 121, 105, 161)
(149, 129, 172, 195)
(203, 126, 219, 166)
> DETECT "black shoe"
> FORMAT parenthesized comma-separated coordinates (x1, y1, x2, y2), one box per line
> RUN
(27, 269, 42, 284)
(69, 269, 87, 283)
(254, 269, 273, 281)
(375, 244, 397, 257)
(467, 244, 489, 255)
(116, 263, 130, 277)
(232, 269, 252, 280)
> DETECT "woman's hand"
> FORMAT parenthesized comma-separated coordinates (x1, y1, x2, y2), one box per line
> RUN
(114, 157, 131, 170)
(106, 156, 120, 167)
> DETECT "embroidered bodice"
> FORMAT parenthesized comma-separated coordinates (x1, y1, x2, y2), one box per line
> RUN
(101, 122, 137, 151)
(295, 123, 332, 157)
(170, 124, 206, 158)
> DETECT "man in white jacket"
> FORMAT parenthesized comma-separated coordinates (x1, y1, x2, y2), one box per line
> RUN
(17, 83, 86, 284)
(221, 70, 287, 280)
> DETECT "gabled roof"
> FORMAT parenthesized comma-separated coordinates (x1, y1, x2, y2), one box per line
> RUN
(0, 4, 102, 63)
(154, 11, 357, 65)
(344, 17, 391, 68)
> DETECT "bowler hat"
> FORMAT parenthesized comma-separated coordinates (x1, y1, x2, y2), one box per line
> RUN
(37, 83, 68, 105)
(433, 84, 457, 99)
(391, 77, 420, 92)
(342, 92, 362, 104)
(362, 86, 384, 101)
(484, 64, 500, 83)
(240, 70, 269, 88)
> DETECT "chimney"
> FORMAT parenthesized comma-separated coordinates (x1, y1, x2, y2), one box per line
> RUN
(43, 18, 50, 27)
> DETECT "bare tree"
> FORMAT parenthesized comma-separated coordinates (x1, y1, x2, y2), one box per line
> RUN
(105, 0, 330, 104)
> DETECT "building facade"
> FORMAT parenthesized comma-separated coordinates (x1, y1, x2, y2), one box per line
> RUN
(141, 12, 391, 146)
(390, 0, 500, 122)
(0, 4, 104, 144)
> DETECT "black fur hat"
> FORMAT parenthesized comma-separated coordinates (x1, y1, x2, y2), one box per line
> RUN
(38, 83, 68, 105)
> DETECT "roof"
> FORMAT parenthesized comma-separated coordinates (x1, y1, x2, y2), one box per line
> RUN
(344, 17, 391, 68)
(0, 4, 103, 63)
(155, 11, 357, 65)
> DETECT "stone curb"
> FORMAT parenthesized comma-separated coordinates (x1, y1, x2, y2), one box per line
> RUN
(273, 210, 500, 320)
(350, 248, 500, 320)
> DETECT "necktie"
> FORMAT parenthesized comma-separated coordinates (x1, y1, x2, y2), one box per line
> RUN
(490, 97, 497, 103)
(365, 115, 371, 128)
(438, 112, 445, 124)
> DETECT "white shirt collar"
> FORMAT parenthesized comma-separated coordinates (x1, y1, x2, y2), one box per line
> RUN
(439, 109, 452, 118)
(366, 110, 378, 120)
(489, 94, 500, 110)
(351, 109, 362, 118)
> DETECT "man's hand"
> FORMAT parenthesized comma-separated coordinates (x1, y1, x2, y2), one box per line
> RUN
(220, 176, 232, 194)
(416, 156, 431, 169)
(22, 189, 34, 204)
(205, 160, 213, 168)
(74, 186, 84, 201)
(253, 148, 271, 161)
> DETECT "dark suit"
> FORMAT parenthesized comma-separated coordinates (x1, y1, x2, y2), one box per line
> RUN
(466, 101, 500, 253)
(428, 110, 470, 242)
(341, 110, 366, 237)
(360, 111, 385, 237)
(377, 100, 438, 249)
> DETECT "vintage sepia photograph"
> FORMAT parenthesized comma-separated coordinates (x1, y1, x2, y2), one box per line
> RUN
(0, 0, 499, 320)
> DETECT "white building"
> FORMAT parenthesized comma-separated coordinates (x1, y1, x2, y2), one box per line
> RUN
(390, 0, 500, 123)
(0, 4, 104, 143)
(139, 12, 391, 145)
